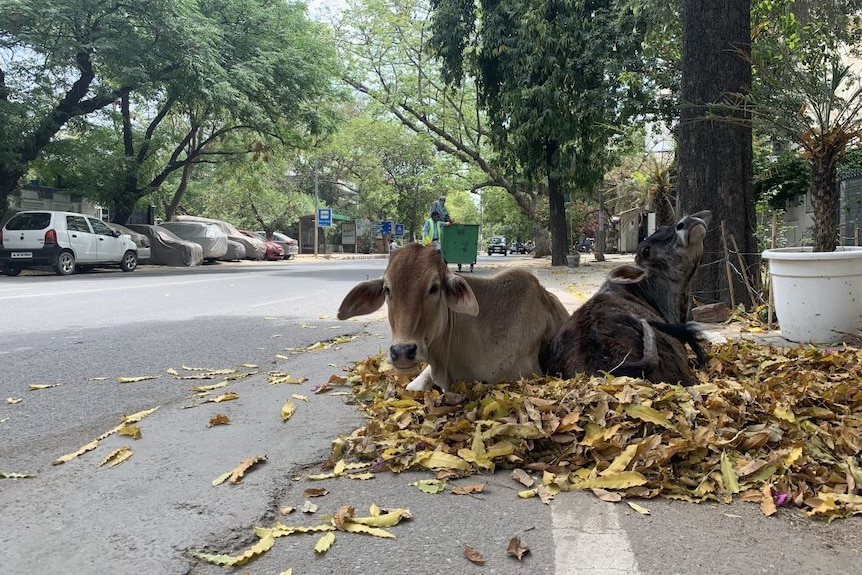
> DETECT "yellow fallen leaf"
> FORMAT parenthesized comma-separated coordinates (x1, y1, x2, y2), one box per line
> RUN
(99, 445, 133, 468)
(212, 471, 231, 486)
(340, 522, 395, 538)
(0, 471, 35, 479)
(281, 400, 296, 422)
(240, 363, 258, 368)
(87, 377, 107, 381)
(276, 354, 290, 360)
(301, 500, 319, 513)
(166, 368, 179, 376)
(6, 397, 22, 404)
(193, 533, 276, 567)
(624, 403, 678, 431)
(482, 423, 547, 440)
(721, 451, 740, 494)
(760, 483, 777, 516)
(349, 508, 412, 528)
(52, 439, 99, 465)
(627, 501, 651, 515)
(292, 394, 309, 402)
(118, 426, 141, 439)
(28, 384, 61, 390)
(600, 444, 638, 476)
(205, 392, 239, 404)
(191, 381, 228, 392)
(409, 479, 447, 494)
(229, 454, 267, 484)
(117, 375, 160, 383)
(413, 451, 471, 471)
(348, 472, 376, 480)
(571, 472, 648, 490)
(314, 531, 335, 553)
(123, 407, 159, 424)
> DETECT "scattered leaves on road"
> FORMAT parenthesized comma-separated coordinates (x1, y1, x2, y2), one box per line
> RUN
(281, 400, 296, 422)
(6, 397, 22, 404)
(204, 392, 239, 404)
(0, 471, 35, 479)
(53, 407, 159, 465)
(331, 341, 862, 520)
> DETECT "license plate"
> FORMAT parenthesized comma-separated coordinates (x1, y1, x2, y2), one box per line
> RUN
(10, 252, 32, 259)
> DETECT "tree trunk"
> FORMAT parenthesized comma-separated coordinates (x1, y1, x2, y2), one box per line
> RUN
(547, 141, 568, 266)
(678, 0, 757, 310)
(810, 151, 839, 252)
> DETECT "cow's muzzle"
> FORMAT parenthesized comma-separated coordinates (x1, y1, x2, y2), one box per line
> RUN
(390, 343, 418, 370)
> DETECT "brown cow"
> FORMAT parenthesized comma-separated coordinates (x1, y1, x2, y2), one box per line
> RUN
(338, 243, 569, 392)
(547, 211, 711, 385)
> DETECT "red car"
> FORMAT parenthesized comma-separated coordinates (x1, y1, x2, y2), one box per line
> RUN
(239, 230, 284, 261)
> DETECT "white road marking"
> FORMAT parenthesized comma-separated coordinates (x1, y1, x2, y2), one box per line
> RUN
(0, 276, 253, 301)
(553, 496, 641, 575)
(248, 297, 305, 307)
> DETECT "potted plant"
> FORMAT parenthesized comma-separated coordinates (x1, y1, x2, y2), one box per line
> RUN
(747, 4, 862, 342)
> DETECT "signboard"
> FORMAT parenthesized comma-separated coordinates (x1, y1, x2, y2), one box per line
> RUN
(371, 221, 382, 237)
(380, 220, 393, 236)
(395, 223, 404, 237)
(341, 222, 356, 245)
(317, 208, 332, 227)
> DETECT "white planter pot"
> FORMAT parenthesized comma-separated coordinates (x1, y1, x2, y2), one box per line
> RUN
(762, 246, 862, 343)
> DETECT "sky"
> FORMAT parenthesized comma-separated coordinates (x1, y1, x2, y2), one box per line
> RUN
(306, 0, 347, 18)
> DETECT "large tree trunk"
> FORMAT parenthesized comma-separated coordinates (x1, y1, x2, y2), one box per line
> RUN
(678, 0, 757, 310)
(547, 141, 568, 266)
(810, 151, 839, 252)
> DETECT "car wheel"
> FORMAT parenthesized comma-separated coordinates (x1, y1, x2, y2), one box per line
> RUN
(1, 262, 22, 276)
(56, 250, 76, 275)
(120, 250, 138, 272)
(284, 254, 292, 260)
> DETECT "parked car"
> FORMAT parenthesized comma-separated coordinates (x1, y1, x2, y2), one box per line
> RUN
(487, 235, 507, 256)
(159, 220, 228, 261)
(240, 230, 284, 261)
(108, 223, 151, 262)
(509, 241, 529, 254)
(223, 239, 247, 261)
(176, 215, 267, 260)
(254, 231, 298, 259)
(0, 210, 138, 276)
(127, 224, 203, 267)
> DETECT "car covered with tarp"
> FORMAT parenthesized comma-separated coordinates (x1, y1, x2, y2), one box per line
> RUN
(127, 224, 203, 267)
(159, 220, 228, 261)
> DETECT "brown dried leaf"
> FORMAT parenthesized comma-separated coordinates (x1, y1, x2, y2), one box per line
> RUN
(451, 483, 486, 495)
(511, 468, 535, 488)
(507, 536, 530, 560)
(463, 545, 486, 566)
(207, 414, 231, 427)
(229, 454, 267, 484)
(303, 487, 329, 498)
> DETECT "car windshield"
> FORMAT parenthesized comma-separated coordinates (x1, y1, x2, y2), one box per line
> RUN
(6, 212, 51, 230)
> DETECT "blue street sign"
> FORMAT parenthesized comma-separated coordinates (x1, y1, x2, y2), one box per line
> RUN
(317, 208, 331, 227)
(394, 223, 404, 237)
(380, 220, 393, 236)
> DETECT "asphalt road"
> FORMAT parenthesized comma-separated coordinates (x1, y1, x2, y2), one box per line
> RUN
(0, 255, 859, 575)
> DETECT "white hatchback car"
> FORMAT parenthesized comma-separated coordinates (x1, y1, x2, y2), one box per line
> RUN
(0, 210, 139, 276)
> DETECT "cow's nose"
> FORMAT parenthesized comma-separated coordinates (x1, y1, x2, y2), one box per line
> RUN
(390, 343, 417, 362)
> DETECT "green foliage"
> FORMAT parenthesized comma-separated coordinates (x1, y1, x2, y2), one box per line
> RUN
(480, 187, 532, 241)
(4, 0, 341, 223)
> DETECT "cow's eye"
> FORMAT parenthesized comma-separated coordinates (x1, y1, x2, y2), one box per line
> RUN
(676, 221, 685, 230)
(642, 246, 651, 259)
(428, 284, 439, 295)
(382, 286, 391, 298)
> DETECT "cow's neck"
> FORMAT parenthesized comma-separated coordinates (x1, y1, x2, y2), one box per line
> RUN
(629, 277, 686, 324)
(426, 309, 459, 384)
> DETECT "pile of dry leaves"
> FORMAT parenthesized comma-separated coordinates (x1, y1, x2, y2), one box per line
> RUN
(332, 340, 862, 521)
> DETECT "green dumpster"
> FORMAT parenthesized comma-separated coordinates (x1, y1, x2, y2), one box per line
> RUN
(441, 223, 480, 272)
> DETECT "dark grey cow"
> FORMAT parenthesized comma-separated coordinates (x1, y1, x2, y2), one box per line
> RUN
(548, 211, 712, 385)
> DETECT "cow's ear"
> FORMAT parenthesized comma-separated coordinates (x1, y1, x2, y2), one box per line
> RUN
(608, 265, 647, 284)
(444, 275, 479, 316)
(337, 279, 386, 319)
